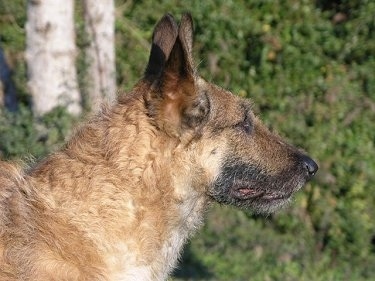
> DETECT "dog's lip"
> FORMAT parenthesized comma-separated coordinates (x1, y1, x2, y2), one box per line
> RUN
(232, 183, 292, 201)
(231, 181, 265, 200)
(232, 187, 265, 199)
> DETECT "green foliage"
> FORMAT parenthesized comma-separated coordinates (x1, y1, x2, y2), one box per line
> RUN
(1, 0, 375, 280)
(0, 106, 77, 160)
(0, 0, 28, 103)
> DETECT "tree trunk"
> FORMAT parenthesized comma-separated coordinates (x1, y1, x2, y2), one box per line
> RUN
(26, 0, 81, 116)
(83, 0, 116, 112)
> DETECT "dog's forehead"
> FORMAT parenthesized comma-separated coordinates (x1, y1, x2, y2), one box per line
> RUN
(197, 77, 235, 102)
(197, 77, 250, 116)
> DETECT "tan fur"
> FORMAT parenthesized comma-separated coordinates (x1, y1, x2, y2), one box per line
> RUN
(0, 14, 317, 280)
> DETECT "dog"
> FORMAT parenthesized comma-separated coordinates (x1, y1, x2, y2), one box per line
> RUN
(0, 13, 318, 280)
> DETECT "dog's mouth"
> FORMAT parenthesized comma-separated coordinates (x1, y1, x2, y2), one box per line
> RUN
(231, 182, 293, 202)
(210, 161, 309, 212)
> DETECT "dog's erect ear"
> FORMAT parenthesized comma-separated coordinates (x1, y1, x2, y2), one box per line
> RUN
(144, 14, 179, 81)
(178, 13, 194, 73)
(144, 13, 209, 138)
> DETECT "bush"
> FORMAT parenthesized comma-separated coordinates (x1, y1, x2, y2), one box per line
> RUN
(0, 105, 77, 160)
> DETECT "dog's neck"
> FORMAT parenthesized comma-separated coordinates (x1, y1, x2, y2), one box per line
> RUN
(29, 97, 209, 280)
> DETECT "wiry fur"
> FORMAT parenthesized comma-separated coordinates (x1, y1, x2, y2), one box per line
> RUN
(0, 14, 317, 280)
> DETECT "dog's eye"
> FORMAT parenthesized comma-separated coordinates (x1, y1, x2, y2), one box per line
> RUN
(235, 115, 252, 135)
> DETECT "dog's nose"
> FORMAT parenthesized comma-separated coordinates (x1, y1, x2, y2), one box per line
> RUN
(300, 155, 318, 178)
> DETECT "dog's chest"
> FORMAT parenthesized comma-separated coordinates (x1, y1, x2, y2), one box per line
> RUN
(156, 196, 207, 279)
(158, 195, 206, 276)
(108, 196, 206, 280)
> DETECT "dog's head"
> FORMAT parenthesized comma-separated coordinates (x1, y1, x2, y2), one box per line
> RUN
(141, 14, 318, 214)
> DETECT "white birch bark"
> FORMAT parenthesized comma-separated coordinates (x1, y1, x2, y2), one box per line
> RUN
(26, 0, 81, 116)
(83, 0, 116, 112)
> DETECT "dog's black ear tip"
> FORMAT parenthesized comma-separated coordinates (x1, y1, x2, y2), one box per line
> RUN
(154, 13, 180, 37)
(181, 12, 193, 22)
(180, 12, 193, 30)
(161, 12, 193, 26)
(157, 13, 178, 29)
(164, 13, 176, 21)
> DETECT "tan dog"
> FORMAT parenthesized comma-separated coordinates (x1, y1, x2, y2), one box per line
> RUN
(0, 14, 317, 280)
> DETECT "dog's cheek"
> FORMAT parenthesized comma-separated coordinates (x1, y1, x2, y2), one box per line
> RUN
(193, 138, 227, 190)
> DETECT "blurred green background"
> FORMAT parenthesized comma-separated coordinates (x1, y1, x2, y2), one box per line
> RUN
(1, 0, 374, 280)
